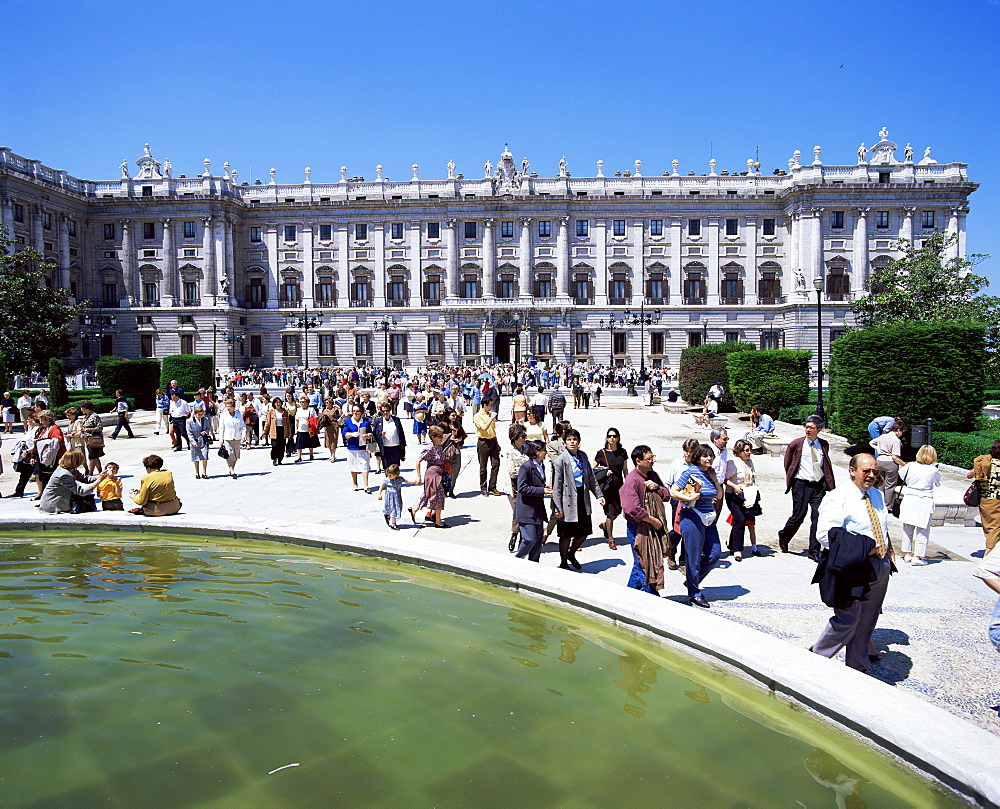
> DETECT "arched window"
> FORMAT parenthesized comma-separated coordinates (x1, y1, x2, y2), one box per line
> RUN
(683, 262, 706, 304)
(422, 265, 442, 305)
(757, 262, 782, 304)
(720, 262, 744, 305)
(609, 262, 631, 304)
(646, 262, 668, 304)
(825, 258, 851, 301)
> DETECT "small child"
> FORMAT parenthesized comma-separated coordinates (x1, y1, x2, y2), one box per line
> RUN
(96, 462, 124, 511)
(378, 464, 413, 530)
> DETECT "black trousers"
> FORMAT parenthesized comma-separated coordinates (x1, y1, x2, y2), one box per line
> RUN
(778, 479, 827, 556)
(477, 437, 500, 492)
(170, 417, 189, 448)
(111, 413, 134, 438)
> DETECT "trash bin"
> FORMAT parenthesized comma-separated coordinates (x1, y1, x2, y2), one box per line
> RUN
(911, 422, 931, 448)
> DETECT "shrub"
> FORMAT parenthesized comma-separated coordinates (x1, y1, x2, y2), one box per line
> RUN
(0, 349, 8, 392)
(48, 357, 69, 407)
(933, 430, 1000, 469)
(779, 403, 818, 425)
(50, 396, 131, 420)
(829, 321, 986, 443)
(160, 355, 213, 395)
(678, 343, 755, 412)
(726, 349, 811, 416)
(96, 356, 161, 408)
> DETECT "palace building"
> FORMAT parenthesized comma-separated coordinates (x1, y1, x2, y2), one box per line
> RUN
(0, 130, 975, 371)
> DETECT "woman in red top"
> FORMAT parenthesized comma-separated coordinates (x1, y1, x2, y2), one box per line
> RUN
(33, 410, 66, 499)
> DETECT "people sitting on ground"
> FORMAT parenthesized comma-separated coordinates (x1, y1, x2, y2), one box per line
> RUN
(128, 454, 182, 516)
(38, 450, 108, 514)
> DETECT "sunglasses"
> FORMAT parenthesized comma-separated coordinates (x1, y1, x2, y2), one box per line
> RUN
(606, 434, 619, 439)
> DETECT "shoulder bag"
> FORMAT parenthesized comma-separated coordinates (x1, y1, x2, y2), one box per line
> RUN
(592, 449, 614, 493)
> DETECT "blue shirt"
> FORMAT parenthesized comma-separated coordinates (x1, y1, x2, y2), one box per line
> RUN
(675, 465, 718, 512)
(341, 417, 372, 451)
(757, 413, 775, 433)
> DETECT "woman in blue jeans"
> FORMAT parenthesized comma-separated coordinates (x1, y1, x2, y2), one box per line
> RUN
(670, 443, 722, 609)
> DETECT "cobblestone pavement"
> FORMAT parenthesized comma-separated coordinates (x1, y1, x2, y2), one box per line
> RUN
(2, 391, 997, 732)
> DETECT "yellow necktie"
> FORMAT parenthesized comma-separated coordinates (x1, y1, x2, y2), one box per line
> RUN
(811, 442, 821, 482)
(863, 492, 887, 558)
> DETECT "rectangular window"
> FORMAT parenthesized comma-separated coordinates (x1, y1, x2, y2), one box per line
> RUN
(249, 226, 262, 242)
(761, 330, 782, 350)
(500, 278, 516, 298)
(501, 221, 515, 238)
(424, 278, 441, 303)
(13, 204, 23, 223)
(831, 211, 845, 229)
(427, 222, 440, 239)
(391, 222, 404, 240)
(184, 281, 199, 303)
(42, 212, 52, 230)
(282, 283, 300, 303)
(688, 219, 701, 236)
(353, 280, 369, 302)
(538, 333, 552, 354)
(648, 278, 663, 300)
(463, 277, 479, 299)
(140, 334, 154, 358)
(463, 333, 479, 356)
(354, 223, 367, 241)
(182, 221, 196, 239)
(316, 224, 331, 241)
(180, 335, 194, 355)
(143, 282, 158, 304)
(922, 210, 935, 229)
(355, 333, 370, 355)
(612, 332, 627, 355)
(649, 219, 663, 236)
(613, 220, 627, 237)
(575, 333, 589, 355)
(282, 335, 301, 356)
(575, 277, 590, 302)
(464, 221, 477, 239)
(576, 220, 589, 237)
(687, 332, 703, 348)
(142, 222, 155, 240)
(316, 282, 334, 302)
(536, 277, 552, 298)
(725, 331, 740, 343)
(103, 283, 117, 306)
(142, 186, 153, 197)
(876, 211, 890, 229)
(283, 225, 297, 242)
(725, 218, 738, 236)
(250, 334, 263, 357)
(390, 333, 406, 356)
(611, 278, 627, 301)
(538, 221, 552, 238)
(650, 332, 665, 355)
(762, 218, 776, 236)
(68, 219, 76, 237)
(388, 280, 405, 302)
(104, 223, 115, 240)
(319, 334, 335, 356)
(427, 333, 442, 355)
(879, 172, 890, 185)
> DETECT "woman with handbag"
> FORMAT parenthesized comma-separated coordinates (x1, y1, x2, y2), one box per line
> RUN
(409, 425, 450, 528)
(441, 410, 467, 498)
(39, 450, 107, 514)
(319, 396, 344, 462)
(899, 444, 941, 566)
(342, 403, 374, 492)
(524, 408, 548, 444)
(263, 398, 288, 466)
(967, 440, 1000, 553)
(594, 428, 629, 550)
(503, 423, 529, 550)
(186, 406, 212, 479)
(670, 444, 723, 609)
(79, 400, 105, 476)
(724, 439, 762, 561)
(294, 395, 320, 463)
(32, 411, 65, 500)
(551, 429, 605, 570)
(218, 398, 245, 479)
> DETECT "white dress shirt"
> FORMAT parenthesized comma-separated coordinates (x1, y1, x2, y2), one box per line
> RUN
(796, 438, 826, 482)
(816, 483, 887, 549)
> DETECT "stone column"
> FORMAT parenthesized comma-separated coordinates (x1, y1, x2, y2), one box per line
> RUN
(407, 220, 421, 307)
(202, 216, 216, 306)
(518, 217, 532, 297)
(445, 219, 458, 299)
(901, 207, 914, 244)
(852, 208, 869, 293)
(594, 219, 608, 305)
(789, 211, 800, 280)
(212, 217, 225, 303)
(265, 223, 279, 308)
(557, 216, 570, 297)
(373, 221, 386, 307)
(630, 219, 644, 306)
(301, 223, 315, 308)
(482, 218, 495, 298)
(121, 219, 136, 305)
(744, 217, 757, 304)
(162, 217, 176, 306)
(58, 215, 70, 292)
(811, 208, 824, 284)
(706, 217, 720, 305)
(224, 217, 235, 305)
(956, 205, 968, 260)
(32, 205, 44, 252)
(669, 218, 682, 303)
(335, 223, 348, 307)
(0, 197, 14, 240)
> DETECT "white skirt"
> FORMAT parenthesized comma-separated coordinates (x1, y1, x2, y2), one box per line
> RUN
(347, 448, 370, 473)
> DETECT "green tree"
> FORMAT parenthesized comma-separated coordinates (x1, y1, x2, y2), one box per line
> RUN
(852, 231, 998, 373)
(0, 227, 86, 373)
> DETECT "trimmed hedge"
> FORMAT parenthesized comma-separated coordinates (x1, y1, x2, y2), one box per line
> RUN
(779, 403, 819, 425)
(96, 357, 161, 407)
(933, 430, 1000, 469)
(0, 350, 8, 392)
(829, 321, 986, 443)
(679, 343, 755, 412)
(48, 357, 69, 407)
(51, 396, 134, 420)
(160, 355, 213, 394)
(726, 349, 811, 416)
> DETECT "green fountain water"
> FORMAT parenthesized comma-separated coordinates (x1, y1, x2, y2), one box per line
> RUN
(0, 533, 966, 807)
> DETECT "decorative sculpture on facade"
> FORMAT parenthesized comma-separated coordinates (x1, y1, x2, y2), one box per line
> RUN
(120, 159, 130, 179)
(918, 147, 937, 165)
(558, 156, 568, 177)
(483, 160, 492, 178)
(492, 146, 523, 194)
(163, 157, 172, 178)
(133, 143, 165, 180)
(868, 127, 898, 165)
(857, 143, 868, 163)
(447, 159, 456, 179)
(904, 143, 914, 163)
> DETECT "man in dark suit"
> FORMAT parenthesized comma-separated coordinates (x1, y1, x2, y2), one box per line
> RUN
(371, 403, 406, 472)
(778, 417, 836, 561)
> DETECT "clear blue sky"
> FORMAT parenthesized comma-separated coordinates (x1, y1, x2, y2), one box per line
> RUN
(3, 0, 998, 284)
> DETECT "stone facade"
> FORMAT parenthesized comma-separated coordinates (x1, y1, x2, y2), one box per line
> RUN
(0, 132, 975, 370)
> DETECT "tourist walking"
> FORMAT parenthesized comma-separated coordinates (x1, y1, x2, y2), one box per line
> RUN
(870, 420, 907, 510)
(218, 398, 245, 478)
(551, 429, 605, 570)
(662, 437, 701, 570)
(263, 398, 288, 466)
(724, 439, 762, 560)
(155, 389, 171, 435)
(595, 428, 629, 548)
(670, 443, 723, 608)
(294, 395, 319, 462)
(514, 440, 551, 561)
(898, 445, 941, 565)
(621, 444, 670, 594)
(319, 396, 343, 461)
(409, 425, 450, 528)
(441, 410, 467, 498)
(474, 396, 501, 496)
(169, 391, 191, 451)
(109, 389, 134, 439)
(342, 403, 373, 492)
(777, 418, 836, 561)
(187, 406, 212, 479)
(512, 387, 528, 423)
(372, 402, 407, 472)
(503, 423, 529, 551)
(378, 464, 409, 529)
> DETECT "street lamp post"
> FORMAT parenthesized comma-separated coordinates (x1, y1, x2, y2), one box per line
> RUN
(813, 277, 825, 421)
(81, 311, 116, 361)
(372, 316, 398, 380)
(624, 302, 662, 393)
(286, 307, 324, 370)
(598, 314, 625, 370)
(701, 317, 709, 346)
(225, 333, 244, 371)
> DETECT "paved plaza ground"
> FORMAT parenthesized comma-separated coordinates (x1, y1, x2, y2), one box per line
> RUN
(2, 391, 997, 733)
